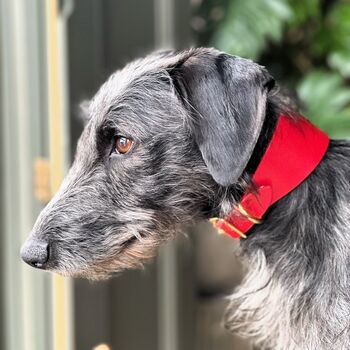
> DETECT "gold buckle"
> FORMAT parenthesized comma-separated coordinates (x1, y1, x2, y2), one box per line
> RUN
(237, 204, 263, 224)
(209, 217, 247, 239)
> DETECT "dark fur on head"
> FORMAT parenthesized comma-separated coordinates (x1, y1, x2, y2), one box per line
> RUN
(21, 48, 350, 349)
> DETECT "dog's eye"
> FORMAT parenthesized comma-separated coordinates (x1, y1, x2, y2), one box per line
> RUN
(114, 136, 134, 154)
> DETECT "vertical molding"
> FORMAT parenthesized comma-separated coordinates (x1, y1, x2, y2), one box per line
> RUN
(46, 1, 73, 350)
(0, 1, 24, 349)
(154, 1, 179, 350)
(154, 0, 175, 49)
(15, 0, 38, 348)
(0, 1, 52, 349)
(58, 1, 75, 348)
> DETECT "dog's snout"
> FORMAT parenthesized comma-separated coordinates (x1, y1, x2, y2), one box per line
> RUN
(20, 238, 50, 269)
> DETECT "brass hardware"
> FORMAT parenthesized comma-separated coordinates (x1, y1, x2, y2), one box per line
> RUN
(209, 217, 247, 239)
(237, 204, 263, 224)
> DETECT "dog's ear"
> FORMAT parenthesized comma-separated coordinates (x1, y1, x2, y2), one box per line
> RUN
(169, 49, 274, 186)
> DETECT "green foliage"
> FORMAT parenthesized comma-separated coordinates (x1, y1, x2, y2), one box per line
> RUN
(193, 0, 350, 138)
(287, 0, 320, 27)
(212, 0, 292, 59)
(298, 71, 350, 138)
(323, 4, 350, 78)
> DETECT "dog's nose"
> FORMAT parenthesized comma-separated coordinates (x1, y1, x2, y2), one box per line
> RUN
(20, 238, 50, 269)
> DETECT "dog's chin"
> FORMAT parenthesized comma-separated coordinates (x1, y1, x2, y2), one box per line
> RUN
(48, 262, 129, 281)
(50, 236, 162, 281)
(51, 267, 115, 281)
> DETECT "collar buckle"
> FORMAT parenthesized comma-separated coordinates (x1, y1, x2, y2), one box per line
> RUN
(209, 217, 247, 239)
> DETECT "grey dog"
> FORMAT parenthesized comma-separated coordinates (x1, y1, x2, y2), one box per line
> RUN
(21, 48, 350, 349)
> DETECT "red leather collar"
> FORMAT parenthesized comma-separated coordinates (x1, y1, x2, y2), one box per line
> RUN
(210, 114, 330, 239)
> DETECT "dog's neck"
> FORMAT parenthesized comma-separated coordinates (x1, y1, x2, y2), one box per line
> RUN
(225, 137, 350, 349)
(211, 110, 330, 239)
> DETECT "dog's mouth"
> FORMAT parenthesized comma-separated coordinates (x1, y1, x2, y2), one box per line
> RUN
(55, 234, 147, 278)
(119, 235, 139, 251)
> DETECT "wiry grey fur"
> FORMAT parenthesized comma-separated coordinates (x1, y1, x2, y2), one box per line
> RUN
(21, 48, 350, 349)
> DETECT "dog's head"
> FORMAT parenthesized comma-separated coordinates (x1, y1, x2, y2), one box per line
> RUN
(21, 48, 274, 279)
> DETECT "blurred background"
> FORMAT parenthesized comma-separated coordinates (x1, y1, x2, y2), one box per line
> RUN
(0, 0, 349, 350)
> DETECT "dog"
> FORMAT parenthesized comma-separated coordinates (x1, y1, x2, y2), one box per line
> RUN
(20, 48, 350, 349)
